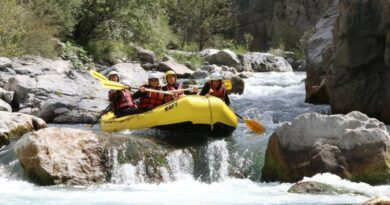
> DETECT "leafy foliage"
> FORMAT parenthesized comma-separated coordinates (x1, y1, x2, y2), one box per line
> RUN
(0, 0, 58, 57)
(60, 42, 92, 70)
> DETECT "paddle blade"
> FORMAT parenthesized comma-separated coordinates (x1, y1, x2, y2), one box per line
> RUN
(101, 80, 128, 90)
(90, 69, 108, 81)
(244, 119, 266, 134)
(223, 80, 232, 91)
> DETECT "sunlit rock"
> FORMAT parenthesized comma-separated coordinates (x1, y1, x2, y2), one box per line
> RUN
(243, 52, 292, 72)
(158, 60, 194, 78)
(204, 49, 240, 67)
(0, 111, 46, 148)
(14, 128, 110, 185)
(0, 56, 108, 123)
(288, 181, 367, 196)
(262, 111, 390, 185)
(362, 196, 390, 205)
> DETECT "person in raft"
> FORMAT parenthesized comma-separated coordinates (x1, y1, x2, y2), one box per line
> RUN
(132, 72, 164, 112)
(107, 71, 139, 118)
(199, 72, 230, 106)
(161, 70, 198, 103)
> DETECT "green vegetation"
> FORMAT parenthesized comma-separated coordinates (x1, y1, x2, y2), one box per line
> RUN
(0, 0, 251, 65)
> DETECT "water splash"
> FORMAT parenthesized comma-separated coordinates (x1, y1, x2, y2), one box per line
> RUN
(166, 150, 194, 181)
(206, 140, 229, 182)
(110, 149, 146, 184)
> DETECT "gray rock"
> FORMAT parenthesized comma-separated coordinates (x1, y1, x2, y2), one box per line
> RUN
(0, 99, 11, 112)
(0, 57, 12, 69)
(14, 128, 110, 185)
(204, 49, 240, 67)
(0, 87, 14, 103)
(0, 56, 109, 123)
(305, 1, 338, 104)
(0, 111, 47, 148)
(136, 47, 156, 64)
(362, 196, 390, 205)
(189, 70, 209, 79)
(262, 111, 390, 185)
(288, 181, 368, 196)
(158, 60, 194, 78)
(107, 63, 149, 87)
(235, 0, 335, 50)
(324, 0, 390, 124)
(244, 52, 293, 72)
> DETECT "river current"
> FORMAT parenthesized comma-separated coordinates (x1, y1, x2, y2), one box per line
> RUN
(1, 72, 389, 204)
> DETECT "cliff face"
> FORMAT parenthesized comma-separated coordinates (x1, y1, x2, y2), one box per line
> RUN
(235, 0, 335, 51)
(325, 0, 390, 123)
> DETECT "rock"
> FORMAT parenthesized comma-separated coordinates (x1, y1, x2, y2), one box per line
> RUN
(0, 56, 109, 123)
(0, 87, 14, 103)
(199, 49, 219, 57)
(324, 0, 390, 124)
(229, 76, 245, 95)
(14, 128, 110, 185)
(203, 49, 240, 67)
(288, 181, 368, 196)
(0, 57, 12, 69)
(136, 47, 156, 64)
(0, 99, 12, 112)
(0, 111, 47, 148)
(189, 70, 209, 79)
(262, 111, 390, 185)
(244, 52, 293, 72)
(362, 196, 390, 205)
(158, 60, 194, 78)
(235, 0, 335, 50)
(200, 64, 223, 73)
(106, 63, 149, 87)
(305, 1, 338, 104)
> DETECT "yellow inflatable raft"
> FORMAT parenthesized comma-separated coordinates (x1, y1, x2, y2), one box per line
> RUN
(100, 95, 237, 136)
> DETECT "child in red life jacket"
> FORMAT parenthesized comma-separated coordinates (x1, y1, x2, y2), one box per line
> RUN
(132, 72, 164, 112)
(199, 72, 230, 106)
(107, 71, 139, 118)
(161, 70, 198, 103)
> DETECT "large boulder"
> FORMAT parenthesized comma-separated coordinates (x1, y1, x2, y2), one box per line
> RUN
(262, 111, 390, 185)
(0, 99, 11, 112)
(103, 63, 149, 88)
(0, 56, 109, 123)
(0, 111, 46, 148)
(203, 49, 240, 67)
(136, 47, 156, 64)
(158, 60, 194, 78)
(324, 0, 390, 123)
(305, 1, 338, 104)
(14, 128, 110, 185)
(243, 52, 293, 72)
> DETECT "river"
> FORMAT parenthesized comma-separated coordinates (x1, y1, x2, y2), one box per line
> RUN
(1, 72, 389, 204)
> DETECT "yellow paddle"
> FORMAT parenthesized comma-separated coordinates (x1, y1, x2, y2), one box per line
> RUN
(89, 69, 109, 81)
(223, 80, 232, 90)
(235, 113, 265, 134)
(101, 80, 175, 95)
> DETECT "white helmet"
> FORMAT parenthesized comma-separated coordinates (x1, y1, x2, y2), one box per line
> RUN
(121, 80, 130, 86)
(107, 70, 119, 78)
(209, 72, 222, 81)
(148, 72, 160, 80)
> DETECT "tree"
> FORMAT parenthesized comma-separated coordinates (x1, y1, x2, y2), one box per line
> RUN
(0, 0, 58, 57)
(168, 0, 236, 50)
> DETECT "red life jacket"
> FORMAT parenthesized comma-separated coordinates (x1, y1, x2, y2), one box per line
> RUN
(109, 89, 137, 111)
(163, 83, 182, 102)
(209, 81, 226, 101)
(139, 86, 164, 109)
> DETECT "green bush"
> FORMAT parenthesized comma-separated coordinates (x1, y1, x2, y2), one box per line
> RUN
(87, 40, 128, 65)
(0, 0, 58, 57)
(171, 53, 204, 70)
(60, 41, 92, 70)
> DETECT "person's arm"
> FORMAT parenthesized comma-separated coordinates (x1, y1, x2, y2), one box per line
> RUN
(199, 82, 210, 96)
(224, 93, 230, 106)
